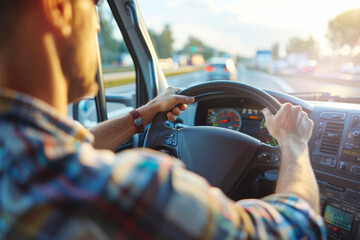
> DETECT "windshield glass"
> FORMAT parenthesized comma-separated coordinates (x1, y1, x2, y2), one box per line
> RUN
(137, 0, 360, 101)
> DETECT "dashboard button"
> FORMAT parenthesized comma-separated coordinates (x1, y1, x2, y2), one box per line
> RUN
(317, 127, 322, 139)
(163, 134, 177, 147)
(352, 130, 360, 139)
(258, 152, 271, 162)
(351, 166, 360, 175)
(338, 162, 347, 170)
(352, 115, 359, 128)
(321, 157, 336, 167)
(344, 142, 353, 149)
(273, 154, 280, 163)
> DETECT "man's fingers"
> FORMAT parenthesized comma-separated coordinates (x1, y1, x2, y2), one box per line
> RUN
(179, 104, 187, 111)
(168, 87, 182, 94)
(167, 112, 177, 122)
(172, 107, 181, 116)
(282, 102, 292, 110)
(262, 108, 273, 121)
(174, 95, 195, 104)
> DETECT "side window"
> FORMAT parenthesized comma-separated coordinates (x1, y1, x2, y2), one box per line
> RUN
(99, 2, 134, 89)
(74, 1, 136, 128)
(137, 0, 205, 89)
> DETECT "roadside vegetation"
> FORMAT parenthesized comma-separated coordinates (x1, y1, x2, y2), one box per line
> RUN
(104, 66, 205, 88)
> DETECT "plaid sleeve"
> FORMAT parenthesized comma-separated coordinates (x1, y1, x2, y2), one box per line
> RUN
(73, 148, 326, 240)
(3, 146, 326, 239)
(238, 194, 327, 239)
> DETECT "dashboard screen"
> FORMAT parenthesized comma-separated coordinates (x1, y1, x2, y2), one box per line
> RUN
(205, 107, 278, 146)
(324, 206, 354, 232)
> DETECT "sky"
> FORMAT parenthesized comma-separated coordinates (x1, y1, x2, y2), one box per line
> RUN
(136, 0, 360, 57)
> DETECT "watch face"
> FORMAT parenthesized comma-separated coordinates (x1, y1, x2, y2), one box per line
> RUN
(135, 117, 143, 126)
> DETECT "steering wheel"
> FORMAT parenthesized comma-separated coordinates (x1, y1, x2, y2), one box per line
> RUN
(144, 81, 282, 196)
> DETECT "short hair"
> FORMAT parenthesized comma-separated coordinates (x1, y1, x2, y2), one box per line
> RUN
(0, 0, 30, 49)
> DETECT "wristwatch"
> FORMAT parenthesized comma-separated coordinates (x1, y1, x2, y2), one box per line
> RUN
(129, 109, 144, 133)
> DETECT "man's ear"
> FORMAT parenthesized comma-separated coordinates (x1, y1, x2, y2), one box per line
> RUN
(41, 0, 73, 37)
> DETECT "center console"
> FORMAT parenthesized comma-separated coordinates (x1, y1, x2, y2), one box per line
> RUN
(311, 112, 360, 240)
(318, 181, 360, 240)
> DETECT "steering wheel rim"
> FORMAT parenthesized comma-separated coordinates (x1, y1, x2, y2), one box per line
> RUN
(144, 81, 282, 196)
(176, 81, 281, 114)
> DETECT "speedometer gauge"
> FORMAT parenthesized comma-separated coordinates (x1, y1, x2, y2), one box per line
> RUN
(259, 119, 278, 146)
(215, 109, 242, 131)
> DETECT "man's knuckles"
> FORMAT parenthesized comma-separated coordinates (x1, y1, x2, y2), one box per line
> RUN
(294, 105, 302, 113)
(172, 107, 181, 115)
(179, 104, 187, 111)
(282, 102, 292, 111)
(167, 112, 177, 122)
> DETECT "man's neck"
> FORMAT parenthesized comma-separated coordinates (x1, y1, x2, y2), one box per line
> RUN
(0, 33, 69, 116)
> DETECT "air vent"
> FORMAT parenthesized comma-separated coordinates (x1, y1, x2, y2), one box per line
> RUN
(320, 122, 344, 155)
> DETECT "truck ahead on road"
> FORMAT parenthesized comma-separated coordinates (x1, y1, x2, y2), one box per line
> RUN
(254, 50, 272, 70)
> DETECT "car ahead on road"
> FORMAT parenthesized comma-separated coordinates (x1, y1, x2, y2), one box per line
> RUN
(66, 1, 360, 239)
(297, 60, 318, 73)
(341, 62, 360, 75)
(205, 57, 237, 80)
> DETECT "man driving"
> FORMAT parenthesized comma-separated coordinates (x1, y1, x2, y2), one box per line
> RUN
(0, 0, 326, 239)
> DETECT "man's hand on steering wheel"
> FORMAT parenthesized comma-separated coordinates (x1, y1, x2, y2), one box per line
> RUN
(90, 87, 194, 151)
(138, 87, 195, 125)
(263, 103, 314, 148)
(263, 103, 319, 213)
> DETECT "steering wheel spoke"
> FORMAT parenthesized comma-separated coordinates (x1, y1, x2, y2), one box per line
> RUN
(155, 128, 180, 158)
(253, 143, 281, 167)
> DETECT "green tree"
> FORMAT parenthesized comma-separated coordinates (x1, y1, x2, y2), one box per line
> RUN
(327, 7, 360, 55)
(149, 24, 174, 58)
(236, 55, 248, 63)
(185, 36, 205, 49)
(286, 36, 319, 59)
(98, 10, 124, 65)
(159, 25, 173, 58)
(149, 29, 161, 56)
(183, 36, 215, 60)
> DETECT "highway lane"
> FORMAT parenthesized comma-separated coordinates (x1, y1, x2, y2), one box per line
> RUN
(167, 67, 360, 99)
(238, 68, 294, 93)
(73, 68, 360, 129)
(75, 68, 360, 126)
(239, 69, 360, 98)
(106, 67, 360, 99)
(167, 71, 207, 89)
(278, 76, 360, 98)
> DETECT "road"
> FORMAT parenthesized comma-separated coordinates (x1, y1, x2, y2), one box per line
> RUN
(78, 68, 360, 125)
(106, 67, 360, 99)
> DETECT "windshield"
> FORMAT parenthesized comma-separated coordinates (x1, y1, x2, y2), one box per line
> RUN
(136, 0, 360, 101)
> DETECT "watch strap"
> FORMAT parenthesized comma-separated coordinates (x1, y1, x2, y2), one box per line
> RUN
(129, 110, 144, 133)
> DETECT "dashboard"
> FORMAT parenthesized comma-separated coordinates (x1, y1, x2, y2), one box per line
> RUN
(179, 93, 360, 240)
(196, 101, 278, 146)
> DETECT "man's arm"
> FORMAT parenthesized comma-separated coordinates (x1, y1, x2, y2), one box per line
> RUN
(66, 148, 325, 239)
(89, 87, 194, 151)
(263, 103, 320, 214)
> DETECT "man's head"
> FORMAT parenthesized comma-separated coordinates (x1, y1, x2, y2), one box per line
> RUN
(0, 0, 102, 105)
(56, 0, 102, 102)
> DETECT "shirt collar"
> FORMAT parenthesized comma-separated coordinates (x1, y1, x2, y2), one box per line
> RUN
(0, 88, 94, 143)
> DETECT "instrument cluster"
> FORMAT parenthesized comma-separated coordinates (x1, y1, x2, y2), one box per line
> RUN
(205, 107, 278, 146)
